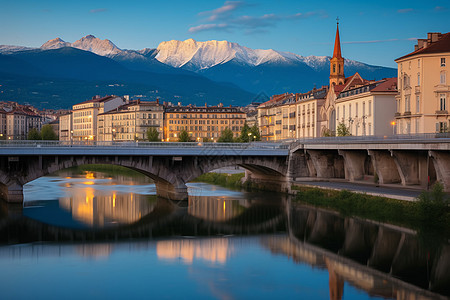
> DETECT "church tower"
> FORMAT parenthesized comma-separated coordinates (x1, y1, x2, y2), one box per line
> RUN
(329, 20, 345, 86)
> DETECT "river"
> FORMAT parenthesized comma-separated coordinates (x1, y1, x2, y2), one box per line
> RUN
(0, 166, 448, 299)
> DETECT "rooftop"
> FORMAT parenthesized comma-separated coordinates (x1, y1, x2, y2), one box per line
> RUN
(395, 32, 450, 61)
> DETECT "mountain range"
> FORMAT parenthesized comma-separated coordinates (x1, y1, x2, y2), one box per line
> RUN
(0, 35, 397, 109)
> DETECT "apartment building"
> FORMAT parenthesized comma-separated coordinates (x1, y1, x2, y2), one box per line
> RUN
(5, 107, 42, 140)
(97, 100, 164, 141)
(164, 105, 246, 142)
(71, 95, 126, 141)
(335, 78, 398, 136)
(395, 32, 450, 134)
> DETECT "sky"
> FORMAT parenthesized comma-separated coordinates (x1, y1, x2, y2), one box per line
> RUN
(0, 0, 449, 67)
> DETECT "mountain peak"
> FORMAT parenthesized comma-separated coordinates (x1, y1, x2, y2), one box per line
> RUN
(41, 38, 70, 49)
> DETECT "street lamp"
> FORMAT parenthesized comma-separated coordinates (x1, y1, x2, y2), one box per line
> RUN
(112, 128, 116, 142)
(390, 121, 396, 135)
(248, 132, 252, 142)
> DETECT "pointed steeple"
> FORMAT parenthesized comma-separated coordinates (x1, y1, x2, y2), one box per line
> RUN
(330, 18, 345, 86)
(333, 21, 342, 59)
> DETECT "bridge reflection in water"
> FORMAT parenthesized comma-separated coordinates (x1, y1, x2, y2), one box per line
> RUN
(1, 177, 450, 298)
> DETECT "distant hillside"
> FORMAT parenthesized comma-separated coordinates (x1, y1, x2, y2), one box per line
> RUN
(0, 35, 397, 108)
(0, 48, 255, 109)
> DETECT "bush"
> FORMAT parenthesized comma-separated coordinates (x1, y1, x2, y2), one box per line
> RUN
(417, 182, 449, 227)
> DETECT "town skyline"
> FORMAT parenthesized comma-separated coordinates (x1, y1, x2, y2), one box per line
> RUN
(1, 0, 449, 68)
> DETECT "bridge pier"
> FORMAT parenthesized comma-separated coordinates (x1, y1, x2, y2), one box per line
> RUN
(391, 150, 427, 186)
(0, 180, 24, 203)
(154, 180, 188, 201)
(306, 150, 345, 179)
(338, 150, 367, 181)
(368, 150, 401, 184)
(430, 151, 450, 191)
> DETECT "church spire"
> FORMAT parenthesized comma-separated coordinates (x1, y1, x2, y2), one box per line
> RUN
(330, 18, 345, 86)
(333, 19, 342, 59)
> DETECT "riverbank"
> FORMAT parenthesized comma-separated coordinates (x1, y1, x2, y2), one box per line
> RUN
(194, 172, 449, 235)
(293, 185, 450, 235)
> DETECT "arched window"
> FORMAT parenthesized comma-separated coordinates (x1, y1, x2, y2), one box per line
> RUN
(333, 64, 336, 73)
(338, 64, 341, 74)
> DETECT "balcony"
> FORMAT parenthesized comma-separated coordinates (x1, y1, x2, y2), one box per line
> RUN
(415, 86, 421, 94)
(404, 111, 411, 116)
(436, 110, 449, 115)
(394, 112, 401, 117)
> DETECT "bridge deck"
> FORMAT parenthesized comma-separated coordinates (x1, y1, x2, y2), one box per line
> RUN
(0, 141, 290, 156)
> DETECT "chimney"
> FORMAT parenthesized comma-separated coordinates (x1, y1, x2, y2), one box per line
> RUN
(428, 32, 441, 44)
(156, 98, 159, 104)
(417, 39, 427, 50)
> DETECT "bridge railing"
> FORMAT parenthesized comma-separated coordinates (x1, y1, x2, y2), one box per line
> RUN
(286, 133, 450, 144)
(0, 140, 290, 150)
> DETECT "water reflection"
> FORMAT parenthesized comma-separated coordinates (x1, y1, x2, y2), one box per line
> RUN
(0, 167, 449, 299)
(157, 238, 232, 264)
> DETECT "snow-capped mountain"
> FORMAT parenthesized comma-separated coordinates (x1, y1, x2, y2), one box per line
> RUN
(0, 35, 397, 104)
(41, 35, 121, 56)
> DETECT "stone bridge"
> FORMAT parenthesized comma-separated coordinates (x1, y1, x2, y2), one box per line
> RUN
(0, 141, 290, 203)
(1, 137, 450, 203)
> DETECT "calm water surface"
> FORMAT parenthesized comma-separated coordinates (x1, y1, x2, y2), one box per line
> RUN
(0, 168, 448, 299)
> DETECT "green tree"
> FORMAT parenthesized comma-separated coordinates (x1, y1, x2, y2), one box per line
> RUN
(239, 122, 251, 142)
(336, 122, 351, 136)
(28, 128, 41, 140)
(322, 128, 334, 137)
(178, 129, 191, 142)
(218, 128, 235, 143)
(249, 124, 261, 141)
(146, 128, 160, 142)
(417, 182, 449, 227)
(41, 124, 58, 140)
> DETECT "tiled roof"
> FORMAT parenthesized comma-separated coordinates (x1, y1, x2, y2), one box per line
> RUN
(396, 32, 450, 61)
(75, 95, 115, 105)
(370, 77, 398, 92)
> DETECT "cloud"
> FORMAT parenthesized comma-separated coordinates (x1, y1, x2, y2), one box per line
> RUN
(397, 8, 413, 14)
(435, 6, 447, 11)
(199, 1, 247, 21)
(90, 8, 108, 14)
(189, 24, 230, 33)
(190, 4, 327, 34)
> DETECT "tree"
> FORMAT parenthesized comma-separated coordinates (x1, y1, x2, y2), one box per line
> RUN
(28, 128, 41, 140)
(41, 124, 58, 140)
(249, 124, 261, 141)
(239, 122, 251, 142)
(218, 128, 235, 143)
(178, 130, 191, 142)
(322, 128, 334, 137)
(146, 128, 160, 142)
(336, 122, 351, 137)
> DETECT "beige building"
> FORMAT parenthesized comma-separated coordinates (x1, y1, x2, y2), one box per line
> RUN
(0, 109, 6, 139)
(59, 113, 73, 141)
(72, 95, 126, 141)
(5, 107, 42, 140)
(164, 105, 246, 142)
(394, 32, 450, 134)
(97, 100, 164, 142)
(335, 78, 398, 136)
(296, 87, 328, 138)
(258, 93, 295, 141)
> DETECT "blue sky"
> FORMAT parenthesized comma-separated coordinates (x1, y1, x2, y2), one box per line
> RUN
(1, 0, 448, 67)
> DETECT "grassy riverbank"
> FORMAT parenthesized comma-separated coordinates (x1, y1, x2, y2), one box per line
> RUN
(192, 173, 246, 189)
(293, 184, 450, 234)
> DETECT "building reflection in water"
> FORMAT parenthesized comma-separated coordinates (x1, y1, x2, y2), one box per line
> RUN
(156, 238, 232, 264)
(188, 196, 248, 222)
(55, 171, 156, 227)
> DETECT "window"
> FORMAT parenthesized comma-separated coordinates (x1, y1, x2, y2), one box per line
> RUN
(441, 71, 446, 84)
(349, 104, 352, 118)
(368, 123, 372, 135)
(440, 94, 446, 111)
(415, 119, 420, 133)
(333, 64, 336, 73)
(368, 100, 372, 116)
(418, 59, 420, 68)
(355, 103, 358, 117)
(417, 73, 420, 86)
(405, 96, 410, 112)
(343, 106, 346, 120)
(441, 58, 446, 67)
(363, 102, 366, 116)
(416, 95, 420, 113)
(437, 122, 448, 133)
